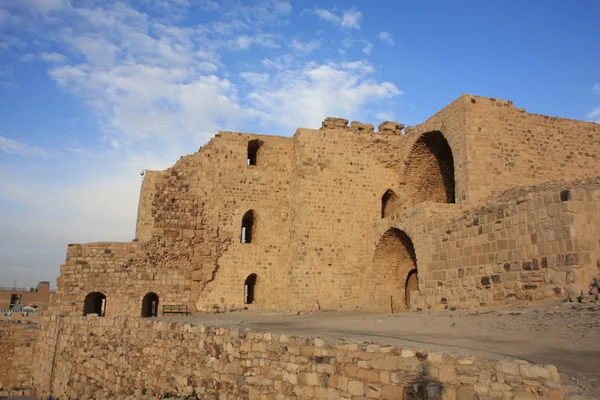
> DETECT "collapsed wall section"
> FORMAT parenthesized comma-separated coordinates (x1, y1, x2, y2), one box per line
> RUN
(193, 132, 293, 312)
(31, 315, 562, 400)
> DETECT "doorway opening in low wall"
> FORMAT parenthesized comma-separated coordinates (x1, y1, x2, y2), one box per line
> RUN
(405, 269, 418, 309)
(244, 274, 257, 304)
(372, 228, 418, 312)
(404, 131, 455, 206)
(141, 292, 159, 317)
(381, 189, 398, 218)
(83, 292, 106, 316)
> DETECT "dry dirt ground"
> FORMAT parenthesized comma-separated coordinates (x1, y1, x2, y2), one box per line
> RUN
(161, 299, 600, 399)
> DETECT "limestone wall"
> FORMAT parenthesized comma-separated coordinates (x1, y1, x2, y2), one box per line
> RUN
(49, 94, 600, 317)
(0, 322, 38, 394)
(463, 95, 600, 203)
(32, 315, 562, 400)
(406, 183, 600, 311)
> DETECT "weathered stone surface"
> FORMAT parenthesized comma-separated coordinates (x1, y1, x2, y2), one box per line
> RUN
(28, 315, 562, 400)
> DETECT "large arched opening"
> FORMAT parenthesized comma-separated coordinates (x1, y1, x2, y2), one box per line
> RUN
(244, 273, 257, 304)
(83, 292, 106, 317)
(404, 131, 455, 207)
(372, 229, 418, 312)
(141, 292, 159, 317)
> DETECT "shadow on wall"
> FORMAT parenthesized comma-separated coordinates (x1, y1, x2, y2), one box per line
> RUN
(370, 228, 419, 312)
(404, 131, 455, 207)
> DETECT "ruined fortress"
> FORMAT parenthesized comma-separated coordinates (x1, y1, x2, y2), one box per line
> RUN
(3, 94, 600, 399)
(51, 94, 600, 317)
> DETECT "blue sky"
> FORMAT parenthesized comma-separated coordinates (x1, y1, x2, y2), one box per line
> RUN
(0, 0, 599, 288)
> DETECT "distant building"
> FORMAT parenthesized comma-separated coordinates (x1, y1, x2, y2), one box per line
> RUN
(0, 281, 52, 311)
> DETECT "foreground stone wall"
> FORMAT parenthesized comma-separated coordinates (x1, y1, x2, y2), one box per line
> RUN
(32, 315, 562, 400)
(0, 322, 37, 395)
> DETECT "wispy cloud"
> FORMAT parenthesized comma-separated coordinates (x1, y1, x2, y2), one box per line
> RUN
(311, 8, 362, 30)
(0, 0, 402, 287)
(342, 38, 372, 55)
(377, 31, 394, 45)
(0, 136, 51, 158)
(244, 60, 400, 131)
(588, 83, 600, 123)
(40, 51, 65, 63)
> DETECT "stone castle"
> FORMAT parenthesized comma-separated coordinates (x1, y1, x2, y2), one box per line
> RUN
(3, 94, 599, 399)
(50, 94, 600, 318)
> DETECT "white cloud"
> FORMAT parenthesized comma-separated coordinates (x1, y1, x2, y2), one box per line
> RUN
(341, 10, 362, 29)
(19, 52, 35, 61)
(375, 111, 396, 121)
(312, 8, 362, 30)
(39, 51, 65, 62)
(239, 71, 270, 86)
(244, 60, 401, 132)
(588, 83, 600, 123)
(377, 31, 394, 45)
(0, 136, 50, 158)
(0, 67, 16, 86)
(342, 38, 372, 55)
(0, 0, 404, 287)
(588, 106, 600, 123)
(362, 41, 372, 54)
(290, 37, 320, 54)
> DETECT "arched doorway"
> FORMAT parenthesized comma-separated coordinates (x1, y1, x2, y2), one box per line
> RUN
(141, 292, 159, 317)
(405, 269, 418, 309)
(372, 229, 418, 312)
(404, 131, 455, 206)
(244, 274, 257, 304)
(83, 292, 106, 317)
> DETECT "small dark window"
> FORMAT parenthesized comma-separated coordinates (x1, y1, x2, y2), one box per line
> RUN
(241, 210, 255, 243)
(83, 292, 106, 317)
(9, 294, 22, 310)
(381, 189, 398, 218)
(141, 292, 159, 317)
(247, 139, 264, 166)
(244, 274, 257, 304)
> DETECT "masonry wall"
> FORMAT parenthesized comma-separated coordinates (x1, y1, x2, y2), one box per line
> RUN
(49, 94, 600, 317)
(0, 282, 51, 310)
(402, 182, 600, 311)
(32, 315, 562, 400)
(0, 322, 38, 394)
(463, 95, 600, 203)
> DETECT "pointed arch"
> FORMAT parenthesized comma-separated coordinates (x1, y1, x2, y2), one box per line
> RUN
(372, 228, 418, 311)
(404, 131, 455, 206)
(141, 292, 159, 317)
(381, 189, 398, 218)
(83, 292, 106, 317)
